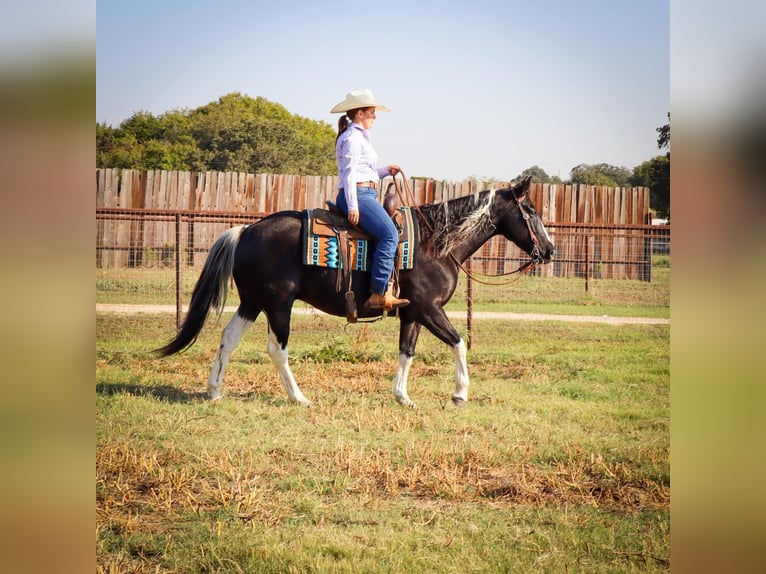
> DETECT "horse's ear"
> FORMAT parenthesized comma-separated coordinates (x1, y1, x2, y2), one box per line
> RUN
(510, 175, 532, 196)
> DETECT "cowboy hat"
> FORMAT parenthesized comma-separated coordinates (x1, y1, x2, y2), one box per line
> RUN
(330, 89, 391, 113)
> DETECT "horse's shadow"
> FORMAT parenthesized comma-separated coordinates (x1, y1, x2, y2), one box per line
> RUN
(96, 382, 206, 404)
(96, 382, 281, 404)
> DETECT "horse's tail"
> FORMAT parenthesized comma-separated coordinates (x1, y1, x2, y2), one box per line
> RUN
(156, 225, 246, 357)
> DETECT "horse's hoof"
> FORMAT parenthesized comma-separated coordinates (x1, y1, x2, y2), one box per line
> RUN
(209, 392, 222, 402)
(451, 396, 467, 408)
(395, 395, 417, 409)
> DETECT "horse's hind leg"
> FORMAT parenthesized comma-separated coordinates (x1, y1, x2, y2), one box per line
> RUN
(266, 313, 312, 407)
(207, 311, 253, 400)
(394, 320, 421, 408)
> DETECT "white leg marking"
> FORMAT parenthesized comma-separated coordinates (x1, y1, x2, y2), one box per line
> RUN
(451, 339, 470, 407)
(207, 313, 253, 400)
(393, 353, 416, 408)
(267, 330, 312, 406)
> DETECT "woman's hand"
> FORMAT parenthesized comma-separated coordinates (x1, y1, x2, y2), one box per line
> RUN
(347, 209, 360, 226)
(388, 164, 402, 176)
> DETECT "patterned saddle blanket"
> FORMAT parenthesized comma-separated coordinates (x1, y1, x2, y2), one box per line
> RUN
(301, 206, 418, 271)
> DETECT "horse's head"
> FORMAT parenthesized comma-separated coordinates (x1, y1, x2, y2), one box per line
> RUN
(493, 176, 555, 264)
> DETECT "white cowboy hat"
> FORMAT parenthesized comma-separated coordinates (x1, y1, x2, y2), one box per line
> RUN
(330, 89, 391, 113)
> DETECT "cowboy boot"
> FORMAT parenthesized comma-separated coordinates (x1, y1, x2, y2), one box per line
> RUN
(364, 284, 410, 312)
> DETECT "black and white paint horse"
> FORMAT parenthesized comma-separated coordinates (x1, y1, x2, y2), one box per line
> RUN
(158, 176, 554, 408)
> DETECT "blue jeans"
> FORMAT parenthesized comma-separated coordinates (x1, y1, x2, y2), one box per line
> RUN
(336, 186, 398, 294)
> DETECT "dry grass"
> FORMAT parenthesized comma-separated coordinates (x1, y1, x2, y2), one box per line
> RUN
(97, 312, 669, 572)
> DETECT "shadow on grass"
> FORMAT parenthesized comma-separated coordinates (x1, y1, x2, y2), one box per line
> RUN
(96, 382, 282, 404)
(96, 382, 206, 403)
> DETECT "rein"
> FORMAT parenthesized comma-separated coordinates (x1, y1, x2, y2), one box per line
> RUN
(391, 172, 539, 285)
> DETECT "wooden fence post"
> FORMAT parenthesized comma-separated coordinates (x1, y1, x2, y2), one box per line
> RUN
(585, 234, 590, 293)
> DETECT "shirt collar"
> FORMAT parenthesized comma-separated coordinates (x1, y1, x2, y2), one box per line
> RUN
(349, 121, 371, 140)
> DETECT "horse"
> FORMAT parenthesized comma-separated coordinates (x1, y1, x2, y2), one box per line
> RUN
(157, 176, 554, 408)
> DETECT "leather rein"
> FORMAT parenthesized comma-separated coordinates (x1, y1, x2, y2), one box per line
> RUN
(390, 173, 542, 286)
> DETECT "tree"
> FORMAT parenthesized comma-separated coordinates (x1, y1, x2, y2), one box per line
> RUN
(119, 111, 165, 142)
(631, 113, 670, 219)
(631, 155, 670, 219)
(96, 122, 117, 166)
(96, 93, 337, 175)
(187, 93, 337, 174)
(657, 113, 670, 153)
(569, 163, 632, 186)
(515, 165, 562, 184)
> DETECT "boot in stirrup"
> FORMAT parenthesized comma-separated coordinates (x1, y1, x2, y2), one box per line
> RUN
(363, 284, 410, 312)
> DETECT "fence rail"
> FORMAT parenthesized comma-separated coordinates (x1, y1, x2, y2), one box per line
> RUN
(95, 208, 669, 280)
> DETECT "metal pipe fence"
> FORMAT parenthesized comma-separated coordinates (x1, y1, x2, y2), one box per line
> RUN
(96, 209, 669, 340)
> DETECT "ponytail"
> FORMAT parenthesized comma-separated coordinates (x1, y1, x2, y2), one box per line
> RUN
(335, 108, 363, 143)
(335, 115, 349, 143)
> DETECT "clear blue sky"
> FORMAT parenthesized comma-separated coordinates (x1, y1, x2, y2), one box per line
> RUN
(96, 0, 669, 182)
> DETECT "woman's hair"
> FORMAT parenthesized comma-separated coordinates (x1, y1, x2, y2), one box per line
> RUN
(335, 107, 367, 143)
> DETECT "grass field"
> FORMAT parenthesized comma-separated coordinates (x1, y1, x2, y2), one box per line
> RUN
(97, 306, 669, 572)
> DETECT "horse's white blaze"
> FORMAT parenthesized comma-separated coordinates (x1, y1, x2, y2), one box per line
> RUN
(538, 219, 553, 244)
(207, 312, 253, 400)
(267, 330, 311, 406)
(393, 353, 415, 407)
(452, 339, 469, 402)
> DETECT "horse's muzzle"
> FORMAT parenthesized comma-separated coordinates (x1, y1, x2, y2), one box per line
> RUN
(532, 244, 554, 264)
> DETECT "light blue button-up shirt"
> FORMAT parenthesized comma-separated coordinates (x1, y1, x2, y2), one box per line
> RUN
(335, 122, 390, 212)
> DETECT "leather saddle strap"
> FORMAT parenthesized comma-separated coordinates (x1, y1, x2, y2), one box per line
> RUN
(337, 230, 358, 323)
(336, 229, 348, 291)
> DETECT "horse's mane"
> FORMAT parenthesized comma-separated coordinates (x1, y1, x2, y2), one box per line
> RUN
(416, 189, 497, 258)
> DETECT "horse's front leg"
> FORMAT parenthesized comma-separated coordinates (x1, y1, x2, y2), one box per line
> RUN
(418, 308, 470, 407)
(394, 320, 421, 408)
(451, 338, 469, 407)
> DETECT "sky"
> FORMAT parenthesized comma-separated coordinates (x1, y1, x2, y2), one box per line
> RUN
(96, 0, 669, 182)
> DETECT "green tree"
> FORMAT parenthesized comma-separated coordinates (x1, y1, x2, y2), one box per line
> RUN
(632, 113, 670, 219)
(631, 155, 670, 219)
(119, 111, 165, 142)
(187, 93, 336, 174)
(96, 93, 337, 175)
(657, 112, 670, 153)
(515, 165, 562, 184)
(96, 122, 117, 167)
(569, 163, 632, 186)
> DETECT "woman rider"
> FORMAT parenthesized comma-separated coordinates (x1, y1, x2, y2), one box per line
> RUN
(330, 89, 410, 312)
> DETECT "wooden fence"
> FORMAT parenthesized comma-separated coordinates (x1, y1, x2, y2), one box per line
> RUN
(96, 169, 658, 280)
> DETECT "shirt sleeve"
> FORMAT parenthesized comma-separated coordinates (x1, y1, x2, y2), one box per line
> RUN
(376, 165, 391, 179)
(339, 134, 361, 212)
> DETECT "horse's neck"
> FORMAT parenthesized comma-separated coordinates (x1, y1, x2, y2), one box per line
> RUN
(421, 192, 497, 263)
(447, 225, 497, 263)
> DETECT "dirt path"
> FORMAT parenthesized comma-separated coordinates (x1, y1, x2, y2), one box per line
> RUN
(96, 304, 669, 325)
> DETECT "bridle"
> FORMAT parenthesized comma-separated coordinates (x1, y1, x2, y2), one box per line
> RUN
(509, 186, 545, 265)
(391, 173, 543, 286)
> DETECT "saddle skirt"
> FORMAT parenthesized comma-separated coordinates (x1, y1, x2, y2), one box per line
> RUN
(301, 206, 418, 271)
